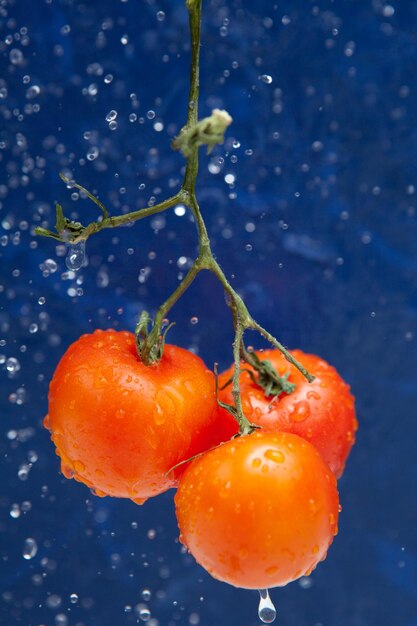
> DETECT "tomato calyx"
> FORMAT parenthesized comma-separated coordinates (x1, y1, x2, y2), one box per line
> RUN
(135, 310, 175, 365)
(221, 350, 296, 400)
(34, 174, 110, 244)
(244, 350, 296, 398)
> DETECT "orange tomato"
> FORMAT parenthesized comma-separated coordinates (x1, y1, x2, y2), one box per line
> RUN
(45, 329, 219, 503)
(217, 350, 357, 478)
(175, 431, 339, 589)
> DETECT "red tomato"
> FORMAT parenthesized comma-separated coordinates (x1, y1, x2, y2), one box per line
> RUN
(45, 329, 219, 503)
(175, 431, 339, 589)
(217, 350, 357, 478)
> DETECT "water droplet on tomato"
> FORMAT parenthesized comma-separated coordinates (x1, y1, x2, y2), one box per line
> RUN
(132, 496, 147, 506)
(252, 457, 262, 468)
(264, 449, 285, 464)
(281, 548, 295, 562)
(309, 498, 320, 516)
(90, 487, 107, 497)
(43, 415, 51, 430)
(291, 400, 310, 422)
(74, 460, 85, 473)
(154, 402, 165, 426)
(219, 480, 232, 498)
(258, 589, 276, 623)
(60, 463, 75, 479)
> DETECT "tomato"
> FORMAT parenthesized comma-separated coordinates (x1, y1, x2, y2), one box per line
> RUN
(175, 431, 339, 589)
(45, 329, 219, 503)
(217, 350, 357, 478)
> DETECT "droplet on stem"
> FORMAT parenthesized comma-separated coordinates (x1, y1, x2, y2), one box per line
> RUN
(66, 240, 87, 271)
(258, 589, 277, 624)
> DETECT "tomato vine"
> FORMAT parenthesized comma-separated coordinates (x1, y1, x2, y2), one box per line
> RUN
(35, 0, 315, 436)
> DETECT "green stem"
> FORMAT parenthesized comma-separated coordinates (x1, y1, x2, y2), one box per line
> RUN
(59, 173, 109, 219)
(184, 191, 212, 255)
(250, 320, 315, 383)
(140, 261, 201, 365)
(182, 0, 202, 194)
(229, 306, 256, 435)
(34, 193, 182, 243)
(104, 193, 182, 229)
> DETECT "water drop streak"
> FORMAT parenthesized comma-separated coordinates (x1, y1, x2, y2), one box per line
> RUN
(258, 589, 277, 624)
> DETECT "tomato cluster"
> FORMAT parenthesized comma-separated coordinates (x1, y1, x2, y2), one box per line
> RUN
(45, 329, 356, 590)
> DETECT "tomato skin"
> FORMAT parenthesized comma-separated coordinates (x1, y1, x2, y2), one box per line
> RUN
(175, 431, 339, 589)
(45, 329, 219, 503)
(217, 350, 357, 478)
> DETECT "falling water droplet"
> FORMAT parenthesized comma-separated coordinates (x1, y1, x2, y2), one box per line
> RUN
(22, 537, 38, 560)
(141, 589, 151, 601)
(258, 589, 277, 624)
(105, 109, 118, 122)
(6, 357, 20, 374)
(259, 74, 273, 84)
(66, 240, 87, 271)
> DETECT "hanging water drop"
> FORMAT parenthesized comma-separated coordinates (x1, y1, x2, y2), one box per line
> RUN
(258, 589, 277, 624)
(66, 240, 87, 271)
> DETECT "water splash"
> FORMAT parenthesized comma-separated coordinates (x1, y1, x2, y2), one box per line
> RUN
(66, 240, 87, 271)
(258, 589, 277, 624)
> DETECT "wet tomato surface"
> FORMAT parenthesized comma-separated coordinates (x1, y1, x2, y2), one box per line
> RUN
(45, 329, 219, 503)
(175, 431, 340, 589)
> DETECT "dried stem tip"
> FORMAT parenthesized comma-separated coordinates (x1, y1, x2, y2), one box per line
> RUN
(173, 109, 233, 157)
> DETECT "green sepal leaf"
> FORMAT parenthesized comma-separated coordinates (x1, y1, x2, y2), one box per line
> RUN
(34, 227, 63, 241)
(244, 351, 296, 399)
(55, 203, 66, 233)
(59, 172, 109, 219)
(220, 351, 297, 400)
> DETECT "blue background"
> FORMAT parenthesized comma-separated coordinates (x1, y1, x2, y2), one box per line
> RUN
(1, 1, 417, 625)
